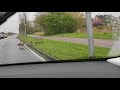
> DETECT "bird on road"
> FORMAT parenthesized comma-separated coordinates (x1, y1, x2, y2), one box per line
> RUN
(17, 42, 24, 48)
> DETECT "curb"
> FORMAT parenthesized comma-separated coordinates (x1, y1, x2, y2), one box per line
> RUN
(25, 44, 57, 61)
(24, 44, 46, 62)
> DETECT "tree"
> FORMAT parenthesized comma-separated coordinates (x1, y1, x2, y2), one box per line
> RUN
(43, 12, 78, 35)
(93, 16, 103, 27)
(67, 12, 86, 34)
(19, 13, 25, 35)
(96, 14, 113, 26)
(33, 12, 48, 32)
(26, 20, 35, 34)
(68, 12, 85, 28)
(19, 12, 35, 35)
(111, 16, 120, 40)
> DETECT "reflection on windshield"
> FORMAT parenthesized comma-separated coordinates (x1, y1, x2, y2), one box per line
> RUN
(0, 12, 120, 65)
(0, 12, 7, 17)
(108, 16, 120, 57)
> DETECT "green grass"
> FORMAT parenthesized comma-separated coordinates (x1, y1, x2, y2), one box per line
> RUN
(46, 32, 112, 40)
(17, 35, 110, 60)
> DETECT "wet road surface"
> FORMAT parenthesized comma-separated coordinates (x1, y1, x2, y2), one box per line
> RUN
(0, 35, 46, 65)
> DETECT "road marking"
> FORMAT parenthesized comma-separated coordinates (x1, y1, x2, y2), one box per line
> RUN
(24, 44, 46, 62)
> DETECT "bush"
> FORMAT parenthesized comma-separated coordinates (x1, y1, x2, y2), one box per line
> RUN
(34, 13, 48, 33)
(43, 12, 78, 35)
(68, 12, 86, 30)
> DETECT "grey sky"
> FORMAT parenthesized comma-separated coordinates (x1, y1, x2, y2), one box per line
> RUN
(0, 12, 36, 33)
(0, 12, 120, 34)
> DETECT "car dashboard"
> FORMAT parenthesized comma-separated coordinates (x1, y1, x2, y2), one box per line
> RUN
(0, 61, 119, 78)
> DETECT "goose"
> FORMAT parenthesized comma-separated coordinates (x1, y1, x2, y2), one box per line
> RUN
(17, 42, 24, 48)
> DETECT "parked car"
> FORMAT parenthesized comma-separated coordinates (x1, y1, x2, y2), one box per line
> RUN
(0, 33, 7, 39)
(0, 34, 4, 39)
(3, 34, 7, 38)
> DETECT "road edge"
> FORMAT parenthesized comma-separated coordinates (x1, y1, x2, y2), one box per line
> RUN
(24, 44, 47, 62)
(25, 44, 58, 61)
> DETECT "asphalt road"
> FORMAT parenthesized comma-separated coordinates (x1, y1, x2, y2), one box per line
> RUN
(0, 35, 46, 65)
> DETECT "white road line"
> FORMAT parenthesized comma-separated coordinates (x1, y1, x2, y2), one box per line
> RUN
(24, 44, 46, 62)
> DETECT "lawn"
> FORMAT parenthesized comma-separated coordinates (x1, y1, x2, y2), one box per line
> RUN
(17, 35, 110, 60)
(45, 32, 112, 40)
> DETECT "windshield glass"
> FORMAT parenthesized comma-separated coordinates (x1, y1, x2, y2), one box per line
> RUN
(0, 12, 7, 17)
(0, 12, 119, 65)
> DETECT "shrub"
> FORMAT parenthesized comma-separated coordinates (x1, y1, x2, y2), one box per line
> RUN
(43, 12, 78, 35)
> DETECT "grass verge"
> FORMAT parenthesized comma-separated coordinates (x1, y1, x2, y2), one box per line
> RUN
(17, 35, 110, 60)
(44, 32, 112, 40)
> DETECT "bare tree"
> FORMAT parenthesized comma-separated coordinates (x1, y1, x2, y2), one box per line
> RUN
(19, 13, 24, 35)
(18, 12, 28, 36)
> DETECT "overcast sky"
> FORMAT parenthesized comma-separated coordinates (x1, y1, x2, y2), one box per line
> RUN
(0, 12, 120, 34)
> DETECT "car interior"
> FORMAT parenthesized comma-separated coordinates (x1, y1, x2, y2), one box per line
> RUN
(0, 12, 120, 78)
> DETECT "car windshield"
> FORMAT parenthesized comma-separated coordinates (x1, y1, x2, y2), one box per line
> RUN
(0, 12, 7, 17)
(0, 12, 119, 65)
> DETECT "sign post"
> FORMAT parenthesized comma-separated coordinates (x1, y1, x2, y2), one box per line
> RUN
(85, 12, 95, 58)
